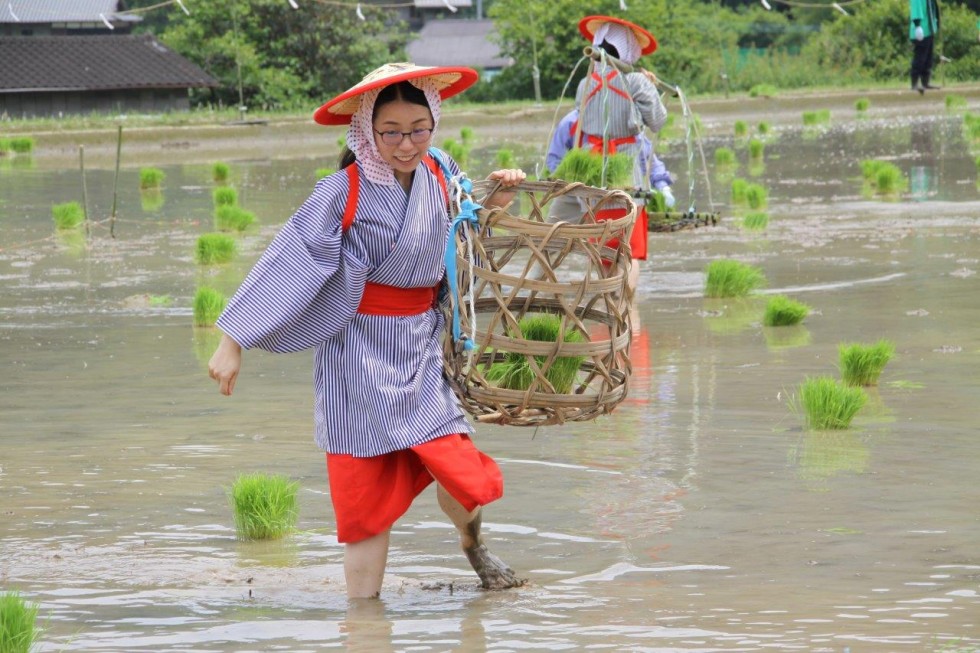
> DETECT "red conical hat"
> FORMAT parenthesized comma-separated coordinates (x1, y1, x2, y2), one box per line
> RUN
(314, 62, 479, 126)
(578, 15, 657, 56)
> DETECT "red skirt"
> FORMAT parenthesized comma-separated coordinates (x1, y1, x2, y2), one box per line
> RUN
(326, 433, 503, 543)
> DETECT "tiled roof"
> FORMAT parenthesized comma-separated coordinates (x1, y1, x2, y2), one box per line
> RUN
(0, 35, 218, 92)
(406, 19, 512, 70)
(1, 0, 123, 23)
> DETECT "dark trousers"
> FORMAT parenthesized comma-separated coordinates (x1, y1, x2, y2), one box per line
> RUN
(910, 36, 935, 88)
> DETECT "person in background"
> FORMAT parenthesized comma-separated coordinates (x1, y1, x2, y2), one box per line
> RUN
(207, 63, 527, 599)
(909, 0, 941, 93)
(546, 108, 675, 209)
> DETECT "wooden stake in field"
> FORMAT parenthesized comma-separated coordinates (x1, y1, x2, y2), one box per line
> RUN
(110, 126, 123, 238)
(79, 145, 90, 239)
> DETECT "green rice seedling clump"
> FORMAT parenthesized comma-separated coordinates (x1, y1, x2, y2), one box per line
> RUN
(748, 138, 764, 159)
(485, 314, 585, 393)
(795, 376, 867, 430)
(745, 183, 768, 209)
(860, 159, 889, 181)
(874, 164, 906, 194)
(802, 111, 818, 126)
(748, 84, 778, 98)
(553, 148, 631, 187)
(757, 121, 770, 135)
(714, 147, 736, 166)
(742, 212, 769, 230)
(139, 167, 165, 190)
(964, 113, 980, 143)
(0, 137, 11, 155)
(51, 201, 85, 230)
(212, 162, 230, 183)
(734, 120, 747, 138)
(229, 473, 299, 540)
(195, 233, 236, 265)
(855, 97, 870, 112)
(215, 205, 256, 232)
(441, 138, 469, 168)
(704, 259, 767, 298)
(9, 136, 35, 154)
(193, 286, 227, 327)
(646, 189, 667, 214)
(839, 339, 895, 386)
(459, 126, 474, 144)
(0, 591, 39, 653)
(945, 94, 967, 111)
(212, 186, 238, 208)
(731, 177, 749, 204)
(495, 148, 515, 169)
(764, 295, 810, 326)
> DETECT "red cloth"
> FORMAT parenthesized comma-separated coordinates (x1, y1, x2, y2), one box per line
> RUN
(357, 281, 438, 316)
(596, 206, 648, 260)
(326, 433, 503, 543)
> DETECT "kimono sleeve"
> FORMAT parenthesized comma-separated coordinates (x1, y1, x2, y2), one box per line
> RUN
(626, 72, 668, 135)
(216, 175, 370, 353)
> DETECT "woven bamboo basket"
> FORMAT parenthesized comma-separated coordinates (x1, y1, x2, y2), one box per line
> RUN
(443, 179, 636, 426)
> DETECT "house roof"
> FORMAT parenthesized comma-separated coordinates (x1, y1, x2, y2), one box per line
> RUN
(0, 35, 218, 92)
(406, 19, 512, 70)
(0, 0, 134, 24)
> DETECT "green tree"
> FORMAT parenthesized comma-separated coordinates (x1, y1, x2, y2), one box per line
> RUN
(158, 0, 410, 110)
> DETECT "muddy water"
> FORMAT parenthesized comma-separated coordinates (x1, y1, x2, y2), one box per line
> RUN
(2, 95, 979, 651)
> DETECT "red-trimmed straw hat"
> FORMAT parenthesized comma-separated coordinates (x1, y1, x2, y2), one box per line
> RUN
(578, 15, 657, 56)
(314, 62, 479, 126)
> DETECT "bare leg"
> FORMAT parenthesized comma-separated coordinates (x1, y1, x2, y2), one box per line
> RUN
(344, 529, 390, 599)
(436, 485, 525, 590)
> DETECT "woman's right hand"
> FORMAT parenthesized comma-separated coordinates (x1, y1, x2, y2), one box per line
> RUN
(208, 334, 242, 396)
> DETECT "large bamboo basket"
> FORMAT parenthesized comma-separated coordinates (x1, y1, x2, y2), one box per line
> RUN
(443, 179, 636, 426)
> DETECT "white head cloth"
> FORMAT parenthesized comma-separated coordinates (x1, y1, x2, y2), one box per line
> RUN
(592, 22, 641, 65)
(345, 78, 442, 186)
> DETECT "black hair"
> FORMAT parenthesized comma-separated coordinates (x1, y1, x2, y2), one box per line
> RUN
(338, 81, 433, 169)
(598, 39, 620, 60)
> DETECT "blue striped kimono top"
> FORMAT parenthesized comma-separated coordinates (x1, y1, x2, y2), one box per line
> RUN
(216, 153, 473, 457)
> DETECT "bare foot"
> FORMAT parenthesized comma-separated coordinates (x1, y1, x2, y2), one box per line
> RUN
(464, 543, 526, 590)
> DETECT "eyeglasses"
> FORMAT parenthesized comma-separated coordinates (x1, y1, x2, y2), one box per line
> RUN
(374, 128, 433, 146)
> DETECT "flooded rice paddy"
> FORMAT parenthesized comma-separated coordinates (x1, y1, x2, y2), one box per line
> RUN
(2, 90, 979, 651)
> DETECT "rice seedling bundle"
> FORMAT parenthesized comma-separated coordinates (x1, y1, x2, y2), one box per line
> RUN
(195, 233, 236, 265)
(215, 205, 256, 232)
(714, 147, 736, 166)
(0, 138, 11, 155)
(193, 287, 227, 327)
(757, 121, 770, 135)
(763, 295, 810, 326)
(51, 201, 85, 230)
(139, 167, 165, 190)
(441, 138, 469, 168)
(839, 340, 895, 386)
(855, 97, 870, 112)
(704, 259, 767, 298)
(0, 592, 39, 653)
(646, 189, 667, 213)
(212, 186, 238, 208)
(748, 139, 764, 159)
(10, 136, 35, 154)
(745, 183, 768, 209)
(212, 162, 231, 183)
(945, 94, 967, 111)
(734, 120, 748, 138)
(731, 177, 749, 204)
(495, 148, 515, 169)
(749, 84, 778, 98)
(795, 376, 866, 430)
(459, 127, 475, 144)
(552, 148, 631, 188)
(874, 165, 907, 195)
(485, 315, 586, 394)
(229, 473, 299, 540)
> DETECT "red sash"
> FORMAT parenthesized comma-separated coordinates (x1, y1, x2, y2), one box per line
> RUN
(357, 282, 439, 316)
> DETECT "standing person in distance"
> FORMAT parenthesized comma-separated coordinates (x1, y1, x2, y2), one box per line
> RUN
(909, 0, 941, 93)
(208, 63, 527, 599)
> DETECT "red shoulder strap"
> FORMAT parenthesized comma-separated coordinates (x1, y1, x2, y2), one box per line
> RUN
(422, 155, 449, 206)
(342, 164, 359, 232)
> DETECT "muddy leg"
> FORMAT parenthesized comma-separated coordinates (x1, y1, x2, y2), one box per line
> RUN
(436, 485, 525, 590)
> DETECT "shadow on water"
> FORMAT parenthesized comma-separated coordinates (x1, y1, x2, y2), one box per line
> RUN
(2, 104, 979, 651)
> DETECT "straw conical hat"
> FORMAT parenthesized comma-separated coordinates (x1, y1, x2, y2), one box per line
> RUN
(578, 15, 657, 56)
(314, 62, 479, 126)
